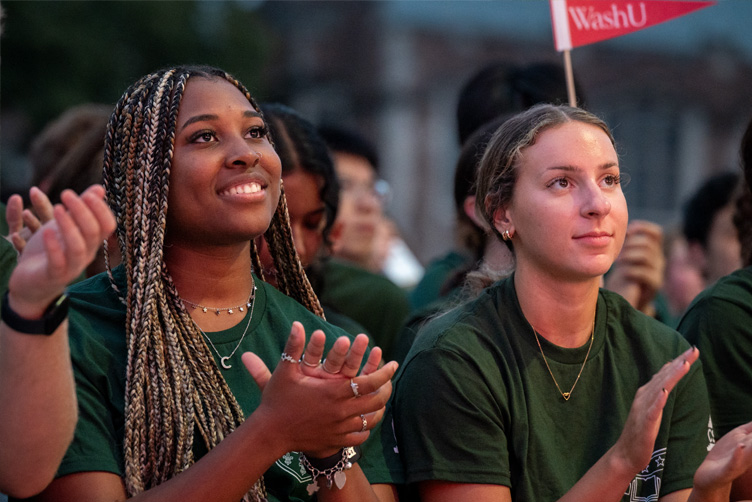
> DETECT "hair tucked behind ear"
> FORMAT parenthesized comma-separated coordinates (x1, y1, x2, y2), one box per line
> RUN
(103, 65, 321, 500)
(475, 104, 614, 249)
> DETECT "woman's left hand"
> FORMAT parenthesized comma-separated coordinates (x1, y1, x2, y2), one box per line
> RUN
(241, 322, 398, 458)
(691, 422, 752, 502)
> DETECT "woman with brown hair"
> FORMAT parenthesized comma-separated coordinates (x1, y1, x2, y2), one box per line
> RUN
(387, 104, 752, 502)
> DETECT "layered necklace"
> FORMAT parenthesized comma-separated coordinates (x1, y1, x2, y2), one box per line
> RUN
(184, 285, 257, 370)
(529, 314, 595, 401)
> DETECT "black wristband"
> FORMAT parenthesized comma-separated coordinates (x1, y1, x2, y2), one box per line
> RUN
(305, 446, 362, 471)
(1, 291, 69, 336)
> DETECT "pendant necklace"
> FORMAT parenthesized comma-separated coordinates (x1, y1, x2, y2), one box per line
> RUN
(191, 285, 257, 370)
(529, 314, 595, 401)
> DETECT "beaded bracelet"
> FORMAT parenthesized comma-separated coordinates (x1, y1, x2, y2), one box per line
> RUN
(300, 446, 362, 495)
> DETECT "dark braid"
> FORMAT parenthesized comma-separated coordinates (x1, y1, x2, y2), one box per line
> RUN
(102, 65, 321, 500)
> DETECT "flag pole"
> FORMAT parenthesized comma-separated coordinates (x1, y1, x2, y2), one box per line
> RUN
(563, 49, 577, 107)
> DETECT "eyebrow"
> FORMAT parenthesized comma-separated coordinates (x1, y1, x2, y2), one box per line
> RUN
(545, 162, 619, 173)
(178, 110, 262, 132)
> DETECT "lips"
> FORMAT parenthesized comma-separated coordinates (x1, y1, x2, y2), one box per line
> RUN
(573, 231, 613, 246)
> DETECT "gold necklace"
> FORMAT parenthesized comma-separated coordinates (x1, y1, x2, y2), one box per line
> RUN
(530, 316, 595, 401)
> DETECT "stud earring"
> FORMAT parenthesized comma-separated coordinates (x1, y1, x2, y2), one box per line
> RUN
(502, 229, 512, 241)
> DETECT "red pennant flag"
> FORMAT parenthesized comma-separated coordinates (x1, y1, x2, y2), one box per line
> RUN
(550, 0, 716, 51)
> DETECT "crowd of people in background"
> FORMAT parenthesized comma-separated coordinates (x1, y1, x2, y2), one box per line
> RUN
(1, 25, 752, 502)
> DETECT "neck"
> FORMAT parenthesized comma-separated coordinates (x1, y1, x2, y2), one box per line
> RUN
(165, 242, 255, 331)
(514, 263, 599, 348)
(483, 237, 515, 274)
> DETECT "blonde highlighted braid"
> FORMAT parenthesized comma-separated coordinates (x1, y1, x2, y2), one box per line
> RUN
(102, 66, 323, 500)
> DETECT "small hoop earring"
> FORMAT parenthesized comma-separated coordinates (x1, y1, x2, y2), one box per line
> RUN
(502, 229, 512, 241)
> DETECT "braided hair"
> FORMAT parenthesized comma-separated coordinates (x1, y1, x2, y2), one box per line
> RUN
(102, 65, 323, 499)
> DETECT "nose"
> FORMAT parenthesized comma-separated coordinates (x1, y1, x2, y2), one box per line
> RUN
(580, 182, 611, 218)
(226, 137, 261, 168)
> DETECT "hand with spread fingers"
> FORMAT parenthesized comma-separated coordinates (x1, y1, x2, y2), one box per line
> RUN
(7, 185, 116, 319)
(242, 321, 398, 458)
(5, 186, 56, 255)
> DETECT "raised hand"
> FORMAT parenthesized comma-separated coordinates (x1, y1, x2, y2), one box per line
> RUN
(242, 322, 398, 457)
(5, 186, 56, 255)
(691, 422, 752, 502)
(298, 329, 380, 378)
(605, 220, 665, 315)
(7, 185, 116, 318)
(611, 346, 699, 475)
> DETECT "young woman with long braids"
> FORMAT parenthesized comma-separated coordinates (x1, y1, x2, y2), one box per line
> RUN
(28, 66, 398, 502)
(385, 104, 752, 502)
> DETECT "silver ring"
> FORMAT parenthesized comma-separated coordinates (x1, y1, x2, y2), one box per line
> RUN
(280, 352, 299, 364)
(301, 356, 321, 368)
(350, 379, 360, 398)
(360, 414, 367, 432)
(321, 358, 338, 374)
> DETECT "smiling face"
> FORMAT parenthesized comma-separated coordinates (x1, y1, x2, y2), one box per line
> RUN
(494, 121, 628, 282)
(166, 77, 282, 248)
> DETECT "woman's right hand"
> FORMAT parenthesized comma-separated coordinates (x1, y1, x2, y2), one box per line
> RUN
(5, 186, 55, 255)
(610, 346, 699, 476)
(241, 322, 398, 457)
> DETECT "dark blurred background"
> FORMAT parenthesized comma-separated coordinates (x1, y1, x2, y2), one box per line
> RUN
(2, 0, 752, 265)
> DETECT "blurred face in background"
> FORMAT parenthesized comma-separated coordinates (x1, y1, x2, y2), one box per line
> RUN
(702, 202, 742, 284)
(330, 152, 386, 268)
(257, 168, 327, 286)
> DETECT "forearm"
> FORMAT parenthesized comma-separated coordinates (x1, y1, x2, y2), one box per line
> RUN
(556, 446, 637, 502)
(122, 407, 289, 502)
(0, 321, 77, 497)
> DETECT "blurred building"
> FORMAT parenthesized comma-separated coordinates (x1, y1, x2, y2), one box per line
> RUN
(256, 0, 752, 264)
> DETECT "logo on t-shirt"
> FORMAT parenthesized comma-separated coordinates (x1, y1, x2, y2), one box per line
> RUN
(624, 448, 665, 501)
(707, 416, 716, 452)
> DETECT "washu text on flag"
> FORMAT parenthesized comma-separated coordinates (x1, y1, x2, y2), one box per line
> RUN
(550, 0, 716, 51)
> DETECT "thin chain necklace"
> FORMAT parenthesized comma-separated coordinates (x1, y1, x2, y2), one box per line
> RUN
(192, 285, 257, 370)
(529, 314, 595, 401)
(182, 295, 253, 316)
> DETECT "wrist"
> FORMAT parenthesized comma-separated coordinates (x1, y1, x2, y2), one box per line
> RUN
(1, 291, 69, 336)
(7, 291, 56, 319)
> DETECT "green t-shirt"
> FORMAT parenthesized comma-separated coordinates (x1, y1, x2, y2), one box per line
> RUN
(678, 266, 752, 438)
(0, 238, 17, 310)
(319, 259, 409, 361)
(407, 250, 471, 313)
(385, 276, 711, 501)
(0, 204, 16, 307)
(57, 266, 394, 501)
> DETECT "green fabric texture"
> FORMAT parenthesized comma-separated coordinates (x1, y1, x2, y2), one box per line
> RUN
(57, 265, 394, 501)
(407, 250, 470, 313)
(385, 275, 711, 501)
(0, 239, 17, 311)
(0, 204, 15, 309)
(318, 259, 409, 361)
(678, 266, 752, 438)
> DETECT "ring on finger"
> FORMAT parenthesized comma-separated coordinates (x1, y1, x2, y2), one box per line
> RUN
(360, 414, 368, 432)
(301, 356, 322, 368)
(280, 352, 299, 364)
(321, 358, 339, 374)
(350, 379, 361, 398)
